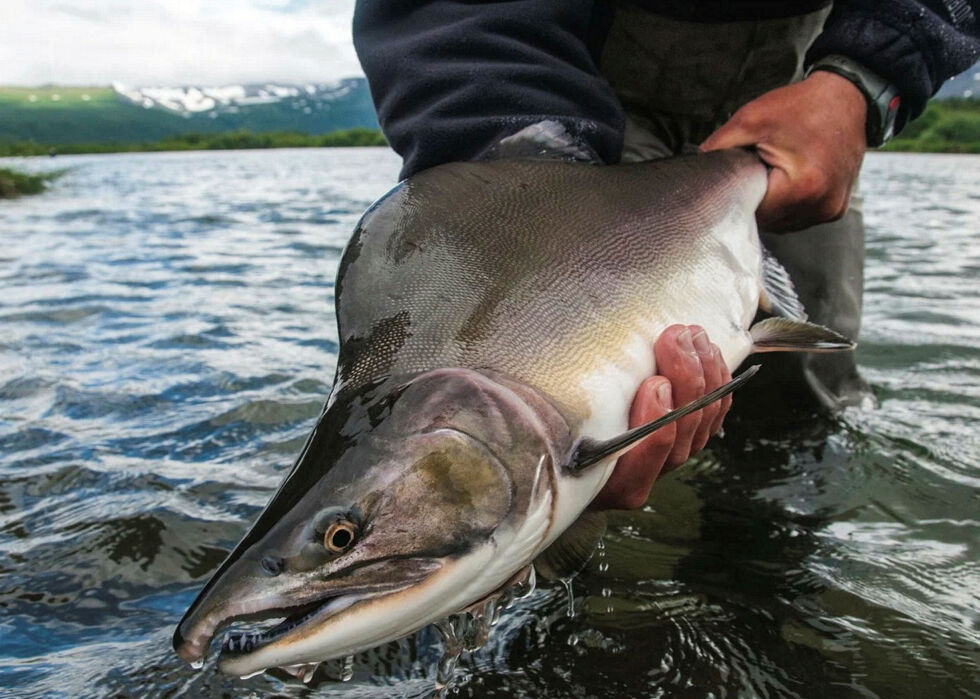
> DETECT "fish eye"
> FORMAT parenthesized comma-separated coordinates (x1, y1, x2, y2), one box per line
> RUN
(323, 519, 358, 553)
(260, 555, 285, 576)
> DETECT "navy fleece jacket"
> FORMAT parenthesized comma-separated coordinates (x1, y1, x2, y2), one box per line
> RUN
(353, 0, 980, 178)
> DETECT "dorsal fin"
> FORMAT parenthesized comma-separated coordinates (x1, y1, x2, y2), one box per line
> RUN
(759, 246, 807, 320)
(484, 120, 600, 163)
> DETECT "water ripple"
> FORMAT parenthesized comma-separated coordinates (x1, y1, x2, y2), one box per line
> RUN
(0, 150, 977, 698)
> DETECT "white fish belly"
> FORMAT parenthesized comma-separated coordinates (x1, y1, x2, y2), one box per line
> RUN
(550, 230, 764, 533)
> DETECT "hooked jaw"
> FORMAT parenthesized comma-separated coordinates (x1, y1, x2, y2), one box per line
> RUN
(172, 366, 556, 678)
(173, 557, 445, 676)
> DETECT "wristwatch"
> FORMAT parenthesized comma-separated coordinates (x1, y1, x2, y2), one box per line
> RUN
(805, 55, 901, 147)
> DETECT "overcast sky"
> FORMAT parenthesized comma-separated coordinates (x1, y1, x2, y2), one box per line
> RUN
(0, 0, 362, 86)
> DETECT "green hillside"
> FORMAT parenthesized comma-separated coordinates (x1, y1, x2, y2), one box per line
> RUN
(0, 128, 386, 156)
(0, 86, 195, 143)
(884, 99, 980, 153)
(4, 86, 977, 155)
(0, 86, 118, 106)
(0, 83, 379, 146)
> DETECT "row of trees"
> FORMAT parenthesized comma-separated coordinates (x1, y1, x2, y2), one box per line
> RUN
(0, 128, 386, 157)
(2, 102, 978, 158)
(884, 99, 980, 153)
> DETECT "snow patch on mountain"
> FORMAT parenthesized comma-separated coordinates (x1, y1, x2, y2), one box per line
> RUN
(112, 79, 360, 115)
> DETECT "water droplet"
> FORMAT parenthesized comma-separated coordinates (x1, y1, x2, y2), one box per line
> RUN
(338, 654, 354, 682)
(283, 662, 320, 683)
(465, 599, 496, 652)
(595, 538, 609, 572)
(511, 565, 536, 600)
(434, 614, 466, 692)
(561, 578, 575, 618)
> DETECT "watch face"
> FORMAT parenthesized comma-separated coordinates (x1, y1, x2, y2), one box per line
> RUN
(880, 93, 901, 145)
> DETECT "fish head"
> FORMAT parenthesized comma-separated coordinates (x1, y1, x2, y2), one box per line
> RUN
(173, 368, 564, 677)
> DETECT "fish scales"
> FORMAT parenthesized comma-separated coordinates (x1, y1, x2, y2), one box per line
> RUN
(174, 146, 852, 682)
(334, 149, 767, 432)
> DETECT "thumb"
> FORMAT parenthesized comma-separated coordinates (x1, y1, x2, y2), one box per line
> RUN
(701, 119, 756, 152)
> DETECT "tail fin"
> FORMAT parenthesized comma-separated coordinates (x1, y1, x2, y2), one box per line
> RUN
(749, 317, 855, 353)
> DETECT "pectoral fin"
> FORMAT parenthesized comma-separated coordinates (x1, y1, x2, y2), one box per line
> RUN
(750, 317, 856, 353)
(534, 512, 607, 581)
(568, 365, 760, 473)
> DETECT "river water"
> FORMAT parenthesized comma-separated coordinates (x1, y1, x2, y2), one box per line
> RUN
(0, 149, 977, 698)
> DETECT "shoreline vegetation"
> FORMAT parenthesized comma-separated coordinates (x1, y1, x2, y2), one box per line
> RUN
(0, 168, 60, 198)
(882, 99, 980, 153)
(0, 127, 387, 157)
(0, 100, 977, 166)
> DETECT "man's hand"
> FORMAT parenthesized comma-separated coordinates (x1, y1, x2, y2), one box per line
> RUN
(592, 325, 732, 510)
(701, 71, 867, 232)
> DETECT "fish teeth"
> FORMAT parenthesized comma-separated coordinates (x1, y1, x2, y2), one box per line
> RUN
(220, 606, 325, 656)
(222, 632, 256, 653)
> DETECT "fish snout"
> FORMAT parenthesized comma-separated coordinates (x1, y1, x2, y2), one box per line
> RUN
(173, 603, 224, 665)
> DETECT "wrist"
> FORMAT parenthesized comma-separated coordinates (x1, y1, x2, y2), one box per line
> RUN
(805, 55, 901, 147)
(800, 70, 868, 143)
(803, 70, 867, 115)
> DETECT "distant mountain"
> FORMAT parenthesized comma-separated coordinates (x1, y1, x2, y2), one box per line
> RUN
(0, 78, 379, 145)
(4, 65, 972, 149)
(936, 63, 979, 98)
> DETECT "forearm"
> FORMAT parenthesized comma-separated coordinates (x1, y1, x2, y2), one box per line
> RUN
(807, 0, 980, 131)
(353, 0, 624, 178)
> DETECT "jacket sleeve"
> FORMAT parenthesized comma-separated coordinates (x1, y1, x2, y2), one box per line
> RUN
(353, 0, 624, 179)
(807, 0, 980, 131)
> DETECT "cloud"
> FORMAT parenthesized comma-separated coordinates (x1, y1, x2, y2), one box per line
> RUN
(0, 0, 361, 86)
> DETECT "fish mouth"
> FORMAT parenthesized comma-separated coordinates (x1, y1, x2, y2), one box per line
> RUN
(215, 585, 404, 667)
(174, 572, 429, 674)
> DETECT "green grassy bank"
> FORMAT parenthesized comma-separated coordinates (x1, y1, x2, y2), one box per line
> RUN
(883, 99, 980, 153)
(0, 128, 386, 157)
(0, 168, 59, 198)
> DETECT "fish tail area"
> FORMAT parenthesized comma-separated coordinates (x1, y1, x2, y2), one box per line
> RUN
(749, 317, 856, 353)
